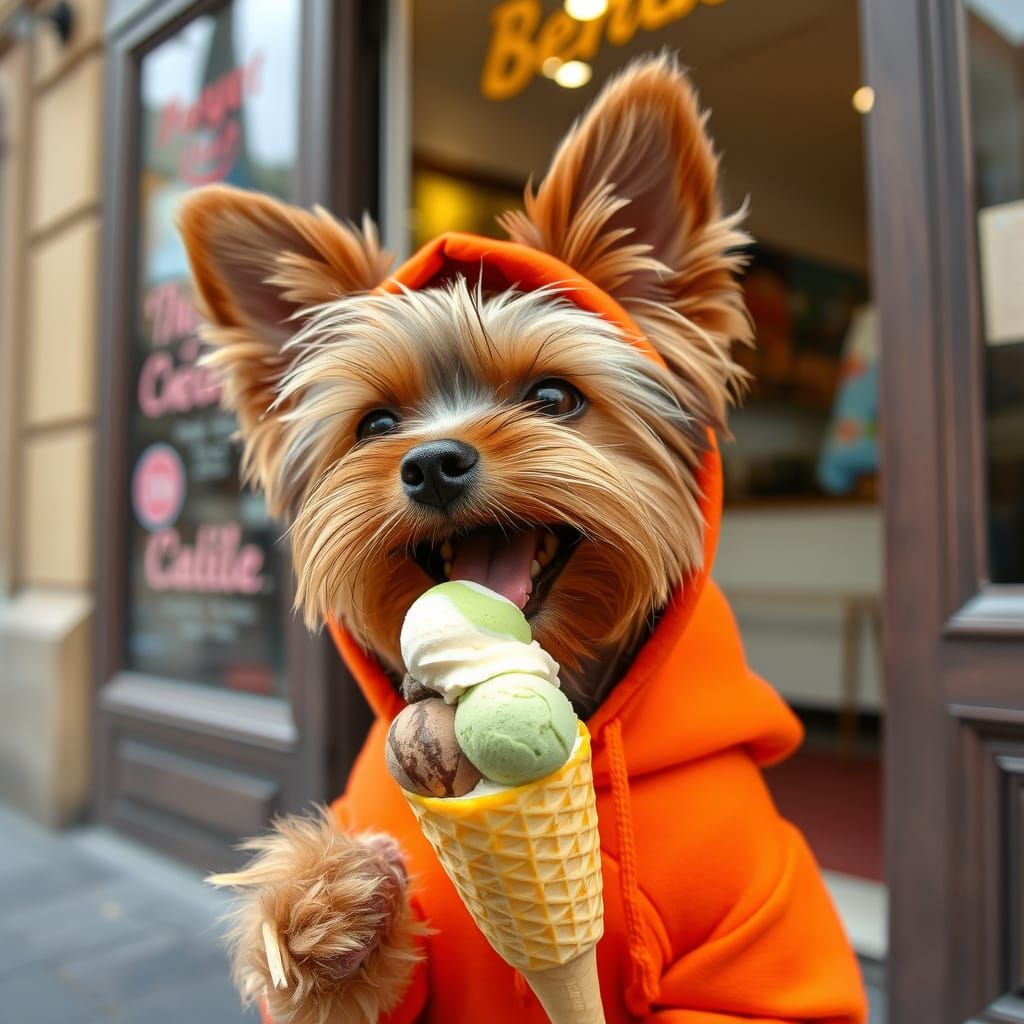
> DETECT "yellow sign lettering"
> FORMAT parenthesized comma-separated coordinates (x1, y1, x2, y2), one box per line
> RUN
(605, 0, 642, 47)
(537, 10, 584, 64)
(481, 0, 543, 103)
(641, 0, 698, 32)
(481, 0, 725, 101)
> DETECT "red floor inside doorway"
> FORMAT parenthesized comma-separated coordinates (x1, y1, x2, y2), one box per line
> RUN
(764, 747, 883, 881)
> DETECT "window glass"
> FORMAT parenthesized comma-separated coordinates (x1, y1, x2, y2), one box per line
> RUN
(966, 0, 1024, 582)
(126, 0, 301, 694)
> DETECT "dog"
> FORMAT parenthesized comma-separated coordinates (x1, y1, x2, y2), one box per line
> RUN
(179, 54, 866, 1024)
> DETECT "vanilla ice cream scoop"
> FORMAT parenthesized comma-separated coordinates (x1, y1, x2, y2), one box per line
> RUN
(400, 581, 560, 702)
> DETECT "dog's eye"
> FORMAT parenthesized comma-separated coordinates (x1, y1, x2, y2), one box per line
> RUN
(524, 379, 585, 418)
(356, 409, 400, 440)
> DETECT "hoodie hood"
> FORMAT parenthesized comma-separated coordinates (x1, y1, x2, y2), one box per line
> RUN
(327, 231, 802, 779)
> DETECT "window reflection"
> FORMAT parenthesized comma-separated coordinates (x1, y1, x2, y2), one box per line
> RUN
(125, 0, 301, 694)
(966, 0, 1024, 583)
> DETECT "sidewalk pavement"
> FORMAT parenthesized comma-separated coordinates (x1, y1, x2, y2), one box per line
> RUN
(0, 804, 249, 1024)
(0, 802, 886, 1023)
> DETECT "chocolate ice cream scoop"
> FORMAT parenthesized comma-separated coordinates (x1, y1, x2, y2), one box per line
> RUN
(401, 673, 437, 704)
(385, 699, 481, 798)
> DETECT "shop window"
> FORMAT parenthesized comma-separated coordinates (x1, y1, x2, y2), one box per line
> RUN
(966, 0, 1024, 583)
(408, 0, 876, 506)
(126, 0, 301, 694)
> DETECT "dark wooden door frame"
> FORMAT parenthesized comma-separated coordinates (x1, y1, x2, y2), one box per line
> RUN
(94, 0, 377, 869)
(863, 0, 1024, 1020)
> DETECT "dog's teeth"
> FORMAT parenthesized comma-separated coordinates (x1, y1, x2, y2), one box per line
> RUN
(443, 560, 452, 578)
(530, 559, 542, 580)
(544, 532, 559, 558)
(537, 549, 551, 567)
(440, 540, 454, 561)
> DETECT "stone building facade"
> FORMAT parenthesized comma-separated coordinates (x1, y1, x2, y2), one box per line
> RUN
(0, 0, 105, 825)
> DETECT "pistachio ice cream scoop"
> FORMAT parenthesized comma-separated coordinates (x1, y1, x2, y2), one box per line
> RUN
(455, 674, 577, 785)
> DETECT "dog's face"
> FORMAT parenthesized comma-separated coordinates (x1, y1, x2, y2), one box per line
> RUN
(178, 56, 750, 704)
(278, 282, 710, 682)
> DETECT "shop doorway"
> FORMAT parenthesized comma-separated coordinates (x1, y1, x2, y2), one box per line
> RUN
(401, 0, 886, 990)
(396, 2, 1024, 1020)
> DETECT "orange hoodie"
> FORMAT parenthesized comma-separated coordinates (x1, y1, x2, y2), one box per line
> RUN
(316, 234, 867, 1023)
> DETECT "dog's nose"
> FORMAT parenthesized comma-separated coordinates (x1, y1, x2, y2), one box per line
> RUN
(400, 439, 479, 509)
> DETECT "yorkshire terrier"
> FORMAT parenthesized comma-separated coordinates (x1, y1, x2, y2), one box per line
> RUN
(179, 54, 862, 1024)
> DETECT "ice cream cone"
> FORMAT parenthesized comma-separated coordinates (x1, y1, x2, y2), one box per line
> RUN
(519, 945, 604, 1023)
(403, 721, 605, 1024)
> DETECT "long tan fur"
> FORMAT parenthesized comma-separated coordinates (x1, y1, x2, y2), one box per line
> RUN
(178, 187, 393, 517)
(209, 811, 427, 1024)
(279, 280, 706, 680)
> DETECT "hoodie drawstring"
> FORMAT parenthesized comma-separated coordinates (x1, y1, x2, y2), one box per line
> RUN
(605, 719, 659, 1016)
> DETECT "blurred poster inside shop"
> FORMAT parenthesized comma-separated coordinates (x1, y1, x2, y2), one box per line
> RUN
(127, 0, 300, 695)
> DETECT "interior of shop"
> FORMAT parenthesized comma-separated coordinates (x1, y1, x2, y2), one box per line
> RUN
(408, 0, 885, 959)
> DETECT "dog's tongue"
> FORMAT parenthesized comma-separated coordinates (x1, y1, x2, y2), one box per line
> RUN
(451, 528, 538, 610)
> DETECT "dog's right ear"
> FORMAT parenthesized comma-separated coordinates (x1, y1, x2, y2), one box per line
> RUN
(500, 55, 750, 427)
(177, 185, 392, 514)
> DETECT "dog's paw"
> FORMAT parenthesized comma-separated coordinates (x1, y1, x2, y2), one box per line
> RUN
(210, 810, 425, 1024)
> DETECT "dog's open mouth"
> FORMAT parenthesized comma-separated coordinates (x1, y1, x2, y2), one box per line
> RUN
(412, 525, 581, 617)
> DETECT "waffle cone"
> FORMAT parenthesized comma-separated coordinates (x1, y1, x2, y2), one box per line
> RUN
(403, 722, 604, 1022)
(520, 945, 604, 1024)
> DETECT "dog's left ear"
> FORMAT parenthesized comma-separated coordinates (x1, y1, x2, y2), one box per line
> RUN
(501, 54, 750, 417)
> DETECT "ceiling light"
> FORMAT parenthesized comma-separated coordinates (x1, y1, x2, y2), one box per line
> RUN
(565, 0, 609, 20)
(554, 60, 592, 89)
(541, 57, 563, 79)
(852, 85, 875, 114)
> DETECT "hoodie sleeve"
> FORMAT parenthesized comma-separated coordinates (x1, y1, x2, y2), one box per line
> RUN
(642, 823, 868, 1020)
(618, 748, 868, 1024)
